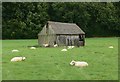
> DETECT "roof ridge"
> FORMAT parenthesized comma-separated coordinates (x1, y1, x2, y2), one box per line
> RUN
(48, 21, 76, 25)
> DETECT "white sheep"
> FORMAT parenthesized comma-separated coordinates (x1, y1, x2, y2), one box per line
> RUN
(43, 43, 49, 47)
(68, 46, 75, 49)
(70, 60, 88, 67)
(12, 49, 19, 52)
(11, 57, 26, 62)
(61, 49, 67, 51)
(71, 46, 74, 48)
(54, 44, 58, 47)
(109, 46, 114, 48)
(30, 47, 36, 49)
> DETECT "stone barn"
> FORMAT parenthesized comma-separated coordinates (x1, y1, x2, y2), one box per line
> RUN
(38, 21, 85, 47)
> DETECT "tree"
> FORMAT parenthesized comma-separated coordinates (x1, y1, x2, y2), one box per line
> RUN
(2, 2, 120, 39)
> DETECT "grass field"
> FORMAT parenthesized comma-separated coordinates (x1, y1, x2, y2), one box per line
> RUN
(2, 38, 118, 80)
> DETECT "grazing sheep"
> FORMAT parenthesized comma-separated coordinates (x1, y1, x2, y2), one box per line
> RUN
(61, 49, 67, 51)
(70, 60, 88, 67)
(11, 57, 26, 62)
(109, 46, 114, 48)
(30, 47, 36, 49)
(12, 49, 19, 52)
(54, 44, 58, 47)
(43, 43, 49, 47)
(68, 46, 75, 49)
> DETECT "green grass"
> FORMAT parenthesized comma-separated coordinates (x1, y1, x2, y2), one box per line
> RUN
(2, 38, 118, 80)
(0, 40, 2, 82)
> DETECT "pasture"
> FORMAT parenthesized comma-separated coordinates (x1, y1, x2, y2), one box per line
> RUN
(2, 38, 118, 80)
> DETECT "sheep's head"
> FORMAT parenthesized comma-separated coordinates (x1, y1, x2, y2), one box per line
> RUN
(70, 60, 75, 66)
(22, 57, 26, 60)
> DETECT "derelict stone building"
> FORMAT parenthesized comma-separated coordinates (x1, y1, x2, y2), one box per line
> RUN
(38, 21, 85, 47)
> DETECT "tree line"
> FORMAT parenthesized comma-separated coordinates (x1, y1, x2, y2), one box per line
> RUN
(2, 2, 120, 39)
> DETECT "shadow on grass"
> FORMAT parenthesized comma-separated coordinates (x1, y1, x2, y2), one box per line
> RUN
(27, 45, 42, 48)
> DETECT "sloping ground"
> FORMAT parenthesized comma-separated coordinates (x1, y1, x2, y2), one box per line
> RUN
(2, 38, 118, 80)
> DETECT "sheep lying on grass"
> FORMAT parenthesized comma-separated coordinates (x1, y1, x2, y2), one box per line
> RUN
(70, 60, 88, 67)
(30, 47, 36, 49)
(12, 49, 19, 52)
(43, 43, 49, 47)
(109, 46, 114, 48)
(68, 46, 75, 49)
(54, 44, 58, 47)
(61, 49, 67, 51)
(11, 57, 26, 62)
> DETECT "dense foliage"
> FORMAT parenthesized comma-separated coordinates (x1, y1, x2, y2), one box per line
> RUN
(2, 2, 120, 39)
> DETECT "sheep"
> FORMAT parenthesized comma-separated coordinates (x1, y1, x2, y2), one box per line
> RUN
(68, 46, 72, 49)
(43, 43, 49, 47)
(61, 49, 67, 51)
(12, 49, 19, 52)
(11, 57, 26, 62)
(30, 47, 36, 49)
(70, 60, 88, 67)
(54, 44, 58, 47)
(71, 46, 75, 48)
(68, 46, 75, 49)
(109, 46, 114, 48)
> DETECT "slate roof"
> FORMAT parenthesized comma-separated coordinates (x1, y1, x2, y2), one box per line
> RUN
(48, 21, 85, 34)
